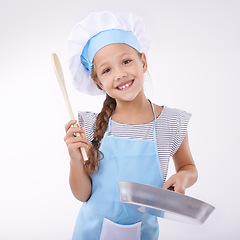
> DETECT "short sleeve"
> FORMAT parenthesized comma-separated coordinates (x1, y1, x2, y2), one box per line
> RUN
(170, 109, 192, 156)
(78, 111, 98, 143)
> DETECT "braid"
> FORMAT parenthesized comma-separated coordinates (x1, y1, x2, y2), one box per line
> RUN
(85, 94, 116, 175)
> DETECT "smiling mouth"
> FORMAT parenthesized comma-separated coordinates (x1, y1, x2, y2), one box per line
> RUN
(116, 80, 134, 90)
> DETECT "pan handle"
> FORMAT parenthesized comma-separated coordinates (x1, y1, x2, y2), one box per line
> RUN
(167, 186, 175, 191)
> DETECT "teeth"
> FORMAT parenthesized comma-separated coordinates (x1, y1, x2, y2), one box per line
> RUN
(118, 82, 131, 90)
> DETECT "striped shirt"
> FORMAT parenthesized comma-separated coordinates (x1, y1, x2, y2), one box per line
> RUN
(78, 106, 191, 182)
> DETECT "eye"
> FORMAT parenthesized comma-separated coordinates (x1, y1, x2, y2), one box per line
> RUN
(102, 68, 111, 74)
(123, 59, 132, 65)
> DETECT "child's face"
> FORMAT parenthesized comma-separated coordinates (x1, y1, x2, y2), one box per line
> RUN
(92, 43, 147, 103)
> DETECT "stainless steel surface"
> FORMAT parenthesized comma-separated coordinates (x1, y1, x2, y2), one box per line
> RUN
(118, 181, 215, 224)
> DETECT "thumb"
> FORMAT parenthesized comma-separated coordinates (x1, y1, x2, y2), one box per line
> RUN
(82, 126, 87, 138)
(162, 179, 175, 190)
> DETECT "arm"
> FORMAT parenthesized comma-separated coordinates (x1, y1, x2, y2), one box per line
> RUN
(64, 120, 92, 202)
(162, 131, 198, 194)
(69, 158, 92, 202)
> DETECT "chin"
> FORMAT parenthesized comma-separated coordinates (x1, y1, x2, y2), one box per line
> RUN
(116, 94, 140, 103)
(108, 86, 143, 103)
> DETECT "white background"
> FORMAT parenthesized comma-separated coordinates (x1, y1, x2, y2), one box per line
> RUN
(0, 0, 239, 239)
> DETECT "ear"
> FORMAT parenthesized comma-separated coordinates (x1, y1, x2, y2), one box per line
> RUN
(141, 53, 148, 73)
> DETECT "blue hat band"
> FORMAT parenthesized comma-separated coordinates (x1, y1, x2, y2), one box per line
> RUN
(81, 29, 140, 72)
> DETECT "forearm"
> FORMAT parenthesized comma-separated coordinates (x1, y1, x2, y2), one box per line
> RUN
(177, 164, 198, 189)
(69, 159, 92, 202)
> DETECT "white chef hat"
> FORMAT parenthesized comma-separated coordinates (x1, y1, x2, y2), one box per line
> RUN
(67, 11, 152, 95)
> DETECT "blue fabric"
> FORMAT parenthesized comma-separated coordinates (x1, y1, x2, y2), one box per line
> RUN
(72, 101, 163, 240)
(81, 29, 140, 72)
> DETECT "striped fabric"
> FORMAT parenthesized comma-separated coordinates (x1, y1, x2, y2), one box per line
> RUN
(78, 106, 191, 182)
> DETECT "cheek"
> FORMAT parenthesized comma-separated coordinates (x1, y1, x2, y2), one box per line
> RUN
(93, 77, 104, 90)
(134, 67, 144, 79)
(98, 78, 110, 90)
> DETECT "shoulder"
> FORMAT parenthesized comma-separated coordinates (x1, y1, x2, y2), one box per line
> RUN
(78, 111, 98, 124)
(157, 106, 191, 123)
(78, 111, 98, 142)
(155, 105, 192, 141)
(158, 106, 192, 156)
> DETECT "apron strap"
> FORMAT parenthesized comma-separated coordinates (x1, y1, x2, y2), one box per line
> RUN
(148, 99, 157, 123)
(105, 99, 157, 135)
(148, 99, 158, 143)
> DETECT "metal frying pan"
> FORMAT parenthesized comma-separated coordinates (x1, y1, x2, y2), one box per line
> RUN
(118, 181, 215, 224)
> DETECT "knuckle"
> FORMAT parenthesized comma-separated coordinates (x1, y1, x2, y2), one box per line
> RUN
(64, 123, 70, 131)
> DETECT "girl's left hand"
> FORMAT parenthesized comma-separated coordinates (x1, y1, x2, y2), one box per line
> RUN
(162, 171, 188, 194)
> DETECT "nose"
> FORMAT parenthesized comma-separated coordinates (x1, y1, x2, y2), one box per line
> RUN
(114, 67, 127, 81)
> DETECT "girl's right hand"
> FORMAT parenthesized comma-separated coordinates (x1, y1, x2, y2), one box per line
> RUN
(64, 120, 89, 163)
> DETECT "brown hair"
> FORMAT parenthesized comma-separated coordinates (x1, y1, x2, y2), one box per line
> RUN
(84, 67, 116, 175)
(85, 50, 143, 175)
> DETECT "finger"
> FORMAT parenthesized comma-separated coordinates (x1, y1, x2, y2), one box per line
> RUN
(67, 126, 85, 136)
(82, 126, 87, 138)
(162, 183, 173, 190)
(162, 179, 175, 190)
(65, 135, 90, 146)
(64, 126, 85, 141)
(65, 120, 77, 132)
(68, 142, 89, 152)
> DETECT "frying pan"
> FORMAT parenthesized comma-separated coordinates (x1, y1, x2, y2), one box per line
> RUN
(118, 181, 215, 224)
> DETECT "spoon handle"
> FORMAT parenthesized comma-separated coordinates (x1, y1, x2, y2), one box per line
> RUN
(51, 53, 88, 161)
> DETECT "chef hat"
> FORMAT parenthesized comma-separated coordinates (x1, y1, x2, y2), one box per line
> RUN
(68, 11, 152, 95)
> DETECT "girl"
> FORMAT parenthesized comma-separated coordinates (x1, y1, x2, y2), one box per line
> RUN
(64, 11, 198, 240)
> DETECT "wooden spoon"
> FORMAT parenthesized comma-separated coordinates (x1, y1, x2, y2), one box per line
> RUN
(51, 53, 88, 161)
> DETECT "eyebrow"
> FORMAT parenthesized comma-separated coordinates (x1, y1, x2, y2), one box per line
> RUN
(98, 52, 132, 69)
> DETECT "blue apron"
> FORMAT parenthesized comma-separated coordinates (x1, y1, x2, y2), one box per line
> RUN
(72, 101, 164, 240)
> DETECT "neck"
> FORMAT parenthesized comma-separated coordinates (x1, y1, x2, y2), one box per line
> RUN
(112, 91, 153, 124)
(116, 91, 149, 110)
